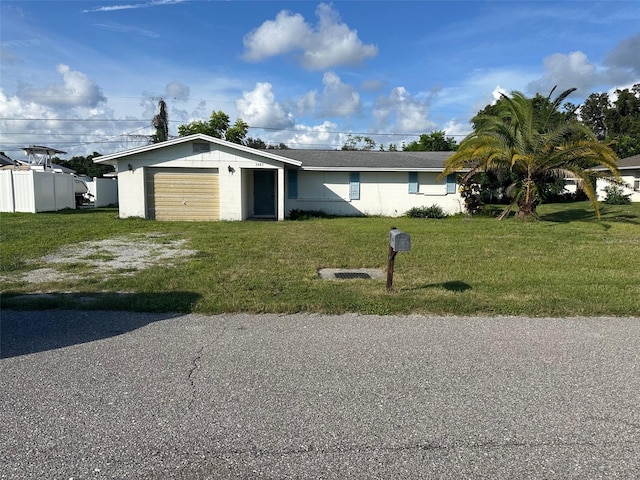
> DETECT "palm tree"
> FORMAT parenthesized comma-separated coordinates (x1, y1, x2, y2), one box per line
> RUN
(442, 88, 621, 219)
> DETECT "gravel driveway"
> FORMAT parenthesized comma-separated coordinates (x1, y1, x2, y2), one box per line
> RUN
(1, 310, 639, 479)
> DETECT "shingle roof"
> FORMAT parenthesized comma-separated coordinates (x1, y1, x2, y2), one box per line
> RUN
(617, 154, 640, 169)
(592, 154, 640, 171)
(274, 149, 454, 171)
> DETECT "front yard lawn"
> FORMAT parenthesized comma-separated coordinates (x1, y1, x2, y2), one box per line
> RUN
(1, 202, 639, 316)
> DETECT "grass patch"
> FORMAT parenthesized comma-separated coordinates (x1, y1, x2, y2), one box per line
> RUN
(1, 204, 639, 316)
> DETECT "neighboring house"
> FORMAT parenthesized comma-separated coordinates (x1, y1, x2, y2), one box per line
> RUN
(595, 154, 640, 202)
(93, 133, 462, 221)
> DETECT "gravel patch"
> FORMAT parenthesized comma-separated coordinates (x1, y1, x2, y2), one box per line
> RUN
(9, 233, 196, 284)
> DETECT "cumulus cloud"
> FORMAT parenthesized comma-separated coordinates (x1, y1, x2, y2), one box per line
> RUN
(372, 86, 437, 134)
(603, 32, 640, 76)
(526, 51, 600, 96)
(0, 85, 118, 160)
(16, 64, 106, 109)
(242, 2, 377, 70)
(295, 90, 318, 117)
(165, 81, 190, 101)
(318, 72, 362, 117)
(280, 121, 340, 148)
(235, 82, 295, 129)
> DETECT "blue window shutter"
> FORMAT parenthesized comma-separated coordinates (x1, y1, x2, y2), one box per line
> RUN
(408, 172, 418, 194)
(446, 174, 456, 194)
(349, 172, 360, 200)
(287, 169, 298, 199)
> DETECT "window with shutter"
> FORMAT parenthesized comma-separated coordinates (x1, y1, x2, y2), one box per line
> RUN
(408, 172, 418, 194)
(349, 172, 360, 200)
(287, 169, 298, 199)
(446, 174, 456, 194)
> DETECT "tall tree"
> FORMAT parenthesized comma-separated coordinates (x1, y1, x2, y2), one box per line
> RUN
(57, 152, 115, 177)
(580, 93, 610, 140)
(579, 84, 640, 157)
(341, 134, 376, 150)
(403, 131, 457, 151)
(178, 110, 249, 145)
(442, 88, 621, 220)
(151, 99, 169, 143)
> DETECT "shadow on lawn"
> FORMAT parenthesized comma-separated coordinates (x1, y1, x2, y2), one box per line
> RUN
(0, 291, 201, 359)
(540, 206, 640, 225)
(404, 280, 472, 292)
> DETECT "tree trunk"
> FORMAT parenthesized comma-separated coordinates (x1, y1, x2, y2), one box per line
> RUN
(515, 201, 537, 219)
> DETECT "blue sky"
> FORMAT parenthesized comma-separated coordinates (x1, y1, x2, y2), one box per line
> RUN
(1, 0, 639, 159)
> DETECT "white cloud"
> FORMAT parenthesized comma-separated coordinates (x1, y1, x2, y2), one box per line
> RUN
(242, 2, 377, 70)
(373, 86, 437, 134)
(527, 51, 600, 96)
(295, 90, 318, 117)
(92, 23, 161, 38)
(15, 64, 106, 109)
(441, 119, 472, 140)
(0, 86, 121, 160)
(165, 81, 190, 101)
(83, 0, 188, 13)
(279, 121, 341, 149)
(235, 82, 294, 129)
(318, 72, 362, 117)
(242, 10, 309, 61)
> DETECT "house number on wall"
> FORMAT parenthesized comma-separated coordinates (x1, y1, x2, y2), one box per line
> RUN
(255, 162, 264, 167)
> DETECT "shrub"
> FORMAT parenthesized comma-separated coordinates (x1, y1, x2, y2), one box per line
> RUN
(405, 204, 447, 219)
(287, 209, 329, 220)
(603, 185, 631, 205)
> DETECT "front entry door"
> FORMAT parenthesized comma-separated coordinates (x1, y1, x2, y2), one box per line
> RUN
(253, 170, 276, 217)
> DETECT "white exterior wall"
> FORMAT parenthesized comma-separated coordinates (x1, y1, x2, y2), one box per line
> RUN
(116, 167, 147, 218)
(286, 170, 464, 217)
(597, 170, 640, 202)
(114, 141, 286, 220)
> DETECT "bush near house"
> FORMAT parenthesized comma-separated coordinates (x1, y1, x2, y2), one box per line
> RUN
(405, 205, 447, 219)
(603, 185, 632, 205)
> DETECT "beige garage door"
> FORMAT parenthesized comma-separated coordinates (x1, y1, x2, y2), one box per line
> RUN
(146, 168, 219, 221)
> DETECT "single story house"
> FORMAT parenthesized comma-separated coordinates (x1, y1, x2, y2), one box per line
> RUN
(93, 134, 462, 221)
(595, 154, 640, 202)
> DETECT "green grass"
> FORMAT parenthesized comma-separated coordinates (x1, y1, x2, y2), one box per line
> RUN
(1, 203, 639, 316)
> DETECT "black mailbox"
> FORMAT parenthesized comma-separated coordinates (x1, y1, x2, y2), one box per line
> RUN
(389, 229, 411, 252)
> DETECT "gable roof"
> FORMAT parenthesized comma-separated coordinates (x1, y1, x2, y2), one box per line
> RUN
(592, 154, 640, 171)
(93, 134, 302, 167)
(93, 135, 458, 172)
(275, 149, 455, 171)
(617, 154, 640, 169)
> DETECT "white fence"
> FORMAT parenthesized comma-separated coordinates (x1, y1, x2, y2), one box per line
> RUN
(87, 177, 119, 207)
(1, 170, 75, 213)
(0, 171, 119, 213)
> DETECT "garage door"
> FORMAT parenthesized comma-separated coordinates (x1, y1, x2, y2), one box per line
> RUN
(146, 168, 219, 221)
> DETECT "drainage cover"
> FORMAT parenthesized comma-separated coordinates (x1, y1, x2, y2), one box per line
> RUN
(334, 272, 371, 279)
(318, 268, 385, 280)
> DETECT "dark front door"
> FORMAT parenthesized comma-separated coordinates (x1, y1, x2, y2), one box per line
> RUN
(253, 170, 276, 217)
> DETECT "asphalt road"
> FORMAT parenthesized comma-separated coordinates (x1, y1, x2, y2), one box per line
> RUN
(1, 310, 639, 479)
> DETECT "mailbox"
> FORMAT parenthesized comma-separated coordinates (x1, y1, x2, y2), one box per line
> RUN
(389, 228, 411, 252)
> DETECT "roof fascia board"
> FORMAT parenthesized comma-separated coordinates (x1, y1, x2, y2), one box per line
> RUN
(94, 133, 301, 167)
(299, 166, 468, 172)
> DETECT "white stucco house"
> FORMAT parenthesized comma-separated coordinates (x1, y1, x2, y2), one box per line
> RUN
(93, 134, 462, 221)
(595, 154, 640, 202)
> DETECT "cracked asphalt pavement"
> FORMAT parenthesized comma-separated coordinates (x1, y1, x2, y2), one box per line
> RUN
(1, 310, 639, 479)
